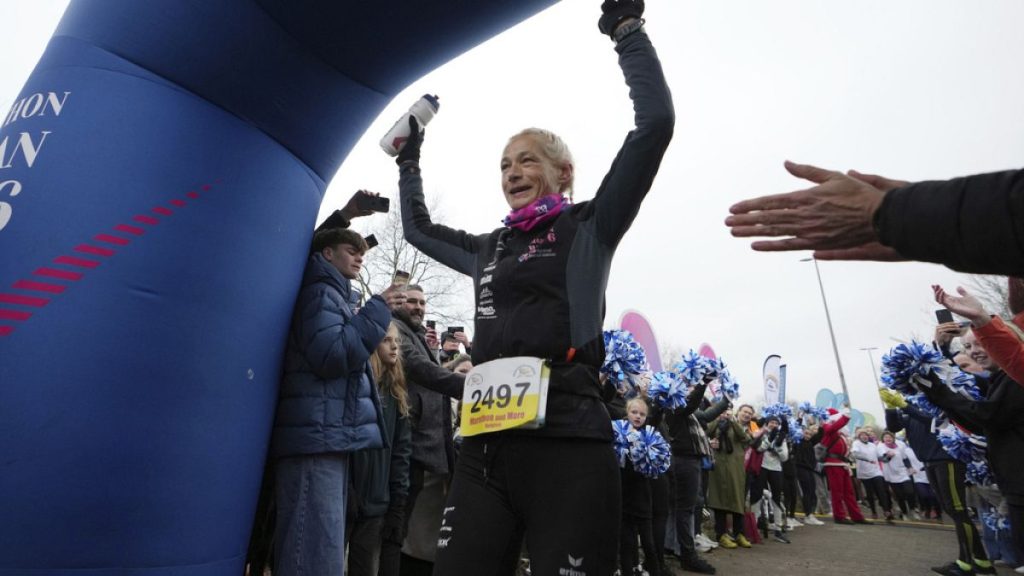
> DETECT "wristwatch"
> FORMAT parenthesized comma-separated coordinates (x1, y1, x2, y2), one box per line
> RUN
(612, 18, 645, 44)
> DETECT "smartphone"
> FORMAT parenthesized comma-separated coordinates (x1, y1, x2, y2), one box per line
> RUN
(935, 308, 954, 324)
(447, 326, 464, 335)
(392, 270, 410, 288)
(426, 320, 436, 330)
(364, 234, 378, 250)
(355, 191, 390, 213)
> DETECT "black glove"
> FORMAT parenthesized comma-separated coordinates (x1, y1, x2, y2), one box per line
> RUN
(780, 418, 789, 435)
(598, 0, 645, 36)
(396, 116, 423, 166)
(381, 508, 405, 544)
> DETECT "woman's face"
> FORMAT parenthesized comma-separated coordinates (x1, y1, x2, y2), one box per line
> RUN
(882, 433, 894, 444)
(500, 135, 564, 210)
(376, 327, 399, 366)
(858, 431, 869, 442)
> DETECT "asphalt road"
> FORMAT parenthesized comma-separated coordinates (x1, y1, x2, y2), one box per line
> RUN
(667, 515, 1017, 576)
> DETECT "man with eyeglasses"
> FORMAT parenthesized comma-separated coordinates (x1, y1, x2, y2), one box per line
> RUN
(383, 283, 465, 574)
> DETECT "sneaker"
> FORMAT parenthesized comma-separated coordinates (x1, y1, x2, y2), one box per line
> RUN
(767, 523, 779, 531)
(1014, 565, 1024, 574)
(695, 540, 713, 553)
(835, 518, 855, 525)
(913, 510, 923, 521)
(788, 517, 804, 527)
(695, 533, 719, 549)
(973, 562, 996, 575)
(803, 515, 825, 526)
(853, 518, 873, 525)
(734, 534, 752, 548)
(931, 561, 973, 576)
(772, 530, 791, 544)
(680, 555, 717, 574)
(717, 534, 737, 549)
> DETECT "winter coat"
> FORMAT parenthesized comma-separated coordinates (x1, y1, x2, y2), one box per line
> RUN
(706, 416, 752, 514)
(924, 369, 1024, 504)
(757, 430, 788, 472)
(885, 406, 952, 464)
(271, 253, 390, 458)
(394, 315, 463, 476)
(875, 169, 1024, 275)
(665, 383, 716, 458)
(349, 373, 412, 519)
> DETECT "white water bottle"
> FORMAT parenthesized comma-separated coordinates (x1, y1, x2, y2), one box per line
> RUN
(379, 94, 440, 156)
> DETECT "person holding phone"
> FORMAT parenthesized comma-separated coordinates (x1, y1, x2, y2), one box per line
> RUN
(392, 2, 673, 573)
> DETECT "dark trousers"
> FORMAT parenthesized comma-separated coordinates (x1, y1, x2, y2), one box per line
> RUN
(621, 515, 660, 576)
(651, 472, 670, 567)
(927, 461, 989, 565)
(347, 516, 384, 576)
(889, 480, 917, 516)
(783, 467, 799, 518)
(380, 465, 425, 576)
(713, 509, 743, 538)
(672, 456, 702, 559)
(796, 466, 818, 516)
(861, 476, 892, 517)
(1007, 503, 1024, 564)
(433, 435, 620, 576)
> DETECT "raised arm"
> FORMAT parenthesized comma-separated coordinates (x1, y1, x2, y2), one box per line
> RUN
(396, 118, 480, 276)
(589, 24, 675, 246)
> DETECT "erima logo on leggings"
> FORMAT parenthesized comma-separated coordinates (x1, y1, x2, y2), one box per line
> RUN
(558, 554, 585, 576)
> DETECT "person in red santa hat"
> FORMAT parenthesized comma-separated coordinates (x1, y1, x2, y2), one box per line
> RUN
(820, 407, 871, 525)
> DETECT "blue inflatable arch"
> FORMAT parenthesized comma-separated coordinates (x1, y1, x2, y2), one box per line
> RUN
(0, 1, 556, 573)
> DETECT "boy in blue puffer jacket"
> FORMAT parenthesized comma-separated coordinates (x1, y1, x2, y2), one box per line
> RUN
(271, 228, 401, 576)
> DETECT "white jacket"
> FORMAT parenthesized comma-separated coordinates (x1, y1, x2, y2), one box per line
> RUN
(758, 432, 789, 472)
(906, 447, 928, 484)
(850, 439, 883, 479)
(877, 440, 913, 483)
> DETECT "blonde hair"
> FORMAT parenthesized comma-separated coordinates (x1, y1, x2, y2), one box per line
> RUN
(626, 396, 650, 415)
(370, 322, 409, 417)
(507, 128, 575, 199)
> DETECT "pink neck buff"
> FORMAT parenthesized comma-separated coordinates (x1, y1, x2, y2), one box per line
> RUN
(884, 440, 897, 449)
(503, 193, 568, 232)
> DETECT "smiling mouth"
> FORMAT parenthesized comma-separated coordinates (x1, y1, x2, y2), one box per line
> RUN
(508, 185, 531, 196)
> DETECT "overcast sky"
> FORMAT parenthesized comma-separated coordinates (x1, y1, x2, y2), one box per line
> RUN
(7, 1, 1024, 420)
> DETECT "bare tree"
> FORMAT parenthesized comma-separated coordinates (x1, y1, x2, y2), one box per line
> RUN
(354, 199, 473, 327)
(964, 274, 1012, 319)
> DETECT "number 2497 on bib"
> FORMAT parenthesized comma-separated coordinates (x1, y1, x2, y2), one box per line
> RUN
(460, 357, 550, 437)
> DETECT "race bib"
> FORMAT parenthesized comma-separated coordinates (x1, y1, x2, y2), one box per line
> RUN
(460, 357, 550, 437)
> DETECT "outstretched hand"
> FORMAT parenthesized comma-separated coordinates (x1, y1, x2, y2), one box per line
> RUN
(933, 284, 990, 327)
(726, 161, 896, 257)
(598, 0, 645, 36)
(340, 190, 379, 221)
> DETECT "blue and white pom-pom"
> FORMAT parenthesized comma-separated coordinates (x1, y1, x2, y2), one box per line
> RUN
(714, 361, 741, 400)
(982, 508, 1011, 532)
(797, 401, 829, 423)
(630, 425, 673, 478)
(675, 350, 715, 386)
(904, 393, 944, 419)
(880, 342, 948, 395)
(612, 419, 634, 468)
(787, 417, 805, 444)
(966, 460, 994, 486)
(602, 330, 650, 398)
(762, 403, 793, 421)
(937, 426, 988, 463)
(649, 371, 689, 411)
(947, 369, 984, 402)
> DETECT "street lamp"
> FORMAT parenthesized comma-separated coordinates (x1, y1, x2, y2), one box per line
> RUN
(801, 257, 852, 410)
(860, 346, 881, 388)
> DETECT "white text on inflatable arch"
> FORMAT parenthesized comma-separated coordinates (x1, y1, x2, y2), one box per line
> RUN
(0, 91, 70, 233)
